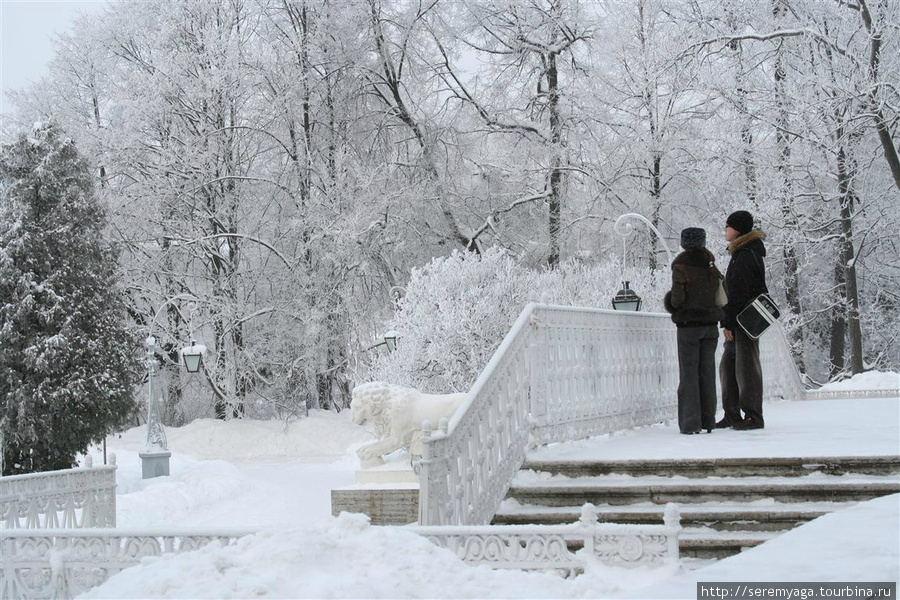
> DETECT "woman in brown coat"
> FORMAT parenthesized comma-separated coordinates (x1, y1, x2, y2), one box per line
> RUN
(664, 228, 725, 434)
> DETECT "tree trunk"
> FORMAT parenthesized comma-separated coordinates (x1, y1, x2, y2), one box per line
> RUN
(724, 6, 759, 210)
(836, 144, 865, 374)
(547, 40, 562, 269)
(771, 0, 805, 372)
(857, 0, 900, 191)
(828, 258, 847, 378)
(649, 154, 662, 272)
(737, 86, 759, 210)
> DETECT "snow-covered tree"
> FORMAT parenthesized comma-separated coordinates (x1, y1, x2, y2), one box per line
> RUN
(361, 247, 668, 392)
(3, 0, 896, 393)
(0, 123, 140, 475)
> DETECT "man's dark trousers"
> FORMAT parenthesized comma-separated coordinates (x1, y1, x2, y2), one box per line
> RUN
(677, 325, 719, 433)
(719, 328, 764, 425)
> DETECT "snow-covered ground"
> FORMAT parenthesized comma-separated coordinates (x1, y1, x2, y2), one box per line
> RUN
(80, 372, 899, 599)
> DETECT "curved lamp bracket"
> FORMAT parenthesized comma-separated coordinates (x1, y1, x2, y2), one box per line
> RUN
(613, 213, 674, 266)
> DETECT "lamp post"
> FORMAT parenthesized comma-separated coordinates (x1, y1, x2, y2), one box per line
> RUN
(141, 294, 205, 479)
(614, 212, 674, 266)
(611, 213, 675, 310)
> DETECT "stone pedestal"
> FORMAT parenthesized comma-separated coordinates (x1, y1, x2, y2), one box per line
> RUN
(331, 455, 420, 525)
(331, 486, 419, 525)
(139, 451, 171, 479)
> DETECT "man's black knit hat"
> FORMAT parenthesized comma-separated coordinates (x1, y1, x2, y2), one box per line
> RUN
(726, 210, 754, 235)
(680, 227, 706, 249)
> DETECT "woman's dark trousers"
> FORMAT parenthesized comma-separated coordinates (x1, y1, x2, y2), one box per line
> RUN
(677, 325, 719, 433)
(719, 328, 764, 425)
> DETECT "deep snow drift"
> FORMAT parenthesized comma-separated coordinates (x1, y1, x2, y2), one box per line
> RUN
(79, 372, 899, 599)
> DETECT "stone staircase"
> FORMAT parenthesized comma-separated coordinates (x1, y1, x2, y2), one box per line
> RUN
(492, 455, 900, 561)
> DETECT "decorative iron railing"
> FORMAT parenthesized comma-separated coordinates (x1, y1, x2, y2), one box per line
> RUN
(0, 506, 680, 599)
(0, 527, 255, 600)
(0, 456, 116, 530)
(416, 303, 827, 526)
(411, 503, 681, 576)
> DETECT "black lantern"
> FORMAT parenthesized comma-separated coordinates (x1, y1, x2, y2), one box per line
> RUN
(181, 341, 205, 373)
(612, 281, 642, 312)
(383, 331, 398, 352)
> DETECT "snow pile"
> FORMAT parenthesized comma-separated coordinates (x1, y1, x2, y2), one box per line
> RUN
(627, 494, 900, 599)
(74, 386, 899, 599)
(817, 370, 899, 392)
(80, 512, 677, 599)
(79, 496, 900, 600)
(96, 411, 373, 529)
(108, 410, 372, 462)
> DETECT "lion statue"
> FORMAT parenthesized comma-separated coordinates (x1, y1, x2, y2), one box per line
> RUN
(351, 382, 466, 466)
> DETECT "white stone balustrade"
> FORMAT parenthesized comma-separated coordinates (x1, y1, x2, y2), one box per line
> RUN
(0, 507, 679, 599)
(0, 456, 117, 530)
(411, 503, 681, 576)
(416, 303, 829, 527)
(0, 527, 255, 600)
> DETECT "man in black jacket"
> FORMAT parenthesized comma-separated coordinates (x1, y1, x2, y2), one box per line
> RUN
(718, 210, 768, 430)
(664, 227, 725, 435)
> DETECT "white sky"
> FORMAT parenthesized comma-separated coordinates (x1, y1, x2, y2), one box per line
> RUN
(0, 0, 107, 115)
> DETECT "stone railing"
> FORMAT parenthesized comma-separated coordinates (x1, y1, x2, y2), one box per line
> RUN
(0, 506, 679, 598)
(0, 527, 255, 600)
(412, 503, 681, 576)
(417, 303, 819, 526)
(0, 456, 117, 530)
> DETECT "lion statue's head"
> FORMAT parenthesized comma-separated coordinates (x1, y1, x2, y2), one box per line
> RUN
(351, 382, 392, 438)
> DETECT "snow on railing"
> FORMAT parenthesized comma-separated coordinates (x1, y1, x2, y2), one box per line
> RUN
(0, 455, 117, 530)
(0, 507, 680, 599)
(0, 527, 256, 600)
(411, 503, 681, 576)
(417, 303, 816, 526)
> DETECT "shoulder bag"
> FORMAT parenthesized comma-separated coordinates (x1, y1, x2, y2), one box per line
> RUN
(736, 293, 781, 339)
(735, 252, 779, 339)
(712, 265, 727, 308)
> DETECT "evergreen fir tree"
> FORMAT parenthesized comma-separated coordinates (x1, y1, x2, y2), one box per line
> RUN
(0, 123, 140, 475)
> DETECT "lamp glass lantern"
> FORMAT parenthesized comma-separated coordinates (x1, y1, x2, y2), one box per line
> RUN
(612, 281, 642, 312)
(383, 331, 398, 353)
(180, 342, 206, 373)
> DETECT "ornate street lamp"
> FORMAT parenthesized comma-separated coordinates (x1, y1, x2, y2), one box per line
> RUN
(611, 213, 675, 312)
(612, 281, 643, 312)
(180, 341, 206, 373)
(141, 295, 204, 479)
(383, 330, 398, 353)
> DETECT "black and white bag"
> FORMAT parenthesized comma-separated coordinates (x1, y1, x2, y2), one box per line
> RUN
(736, 293, 781, 339)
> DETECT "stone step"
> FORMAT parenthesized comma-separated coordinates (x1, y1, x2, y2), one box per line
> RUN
(492, 502, 846, 531)
(678, 529, 777, 560)
(522, 455, 900, 479)
(505, 478, 900, 507)
(500, 454, 900, 563)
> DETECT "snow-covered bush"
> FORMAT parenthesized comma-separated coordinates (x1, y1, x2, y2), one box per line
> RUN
(359, 248, 669, 393)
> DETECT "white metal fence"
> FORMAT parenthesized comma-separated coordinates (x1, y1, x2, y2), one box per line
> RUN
(411, 503, 681, 576)
(0, 505, 680, 599)
(0, 527, 255, 600)
(0, 455, 116, 530)
(417, 304, 816, 526)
